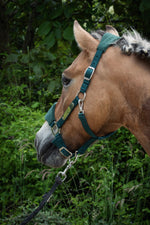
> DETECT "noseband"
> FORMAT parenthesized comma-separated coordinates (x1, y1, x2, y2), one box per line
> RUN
(45, 33, 120, 158)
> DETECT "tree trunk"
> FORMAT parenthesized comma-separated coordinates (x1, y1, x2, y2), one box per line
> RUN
(0, 1, 9, 52)
(22, 1, 38, 53)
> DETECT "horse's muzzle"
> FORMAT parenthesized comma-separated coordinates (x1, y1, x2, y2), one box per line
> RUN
(35, 121, 67, 168)
(36, 140, 58, 165)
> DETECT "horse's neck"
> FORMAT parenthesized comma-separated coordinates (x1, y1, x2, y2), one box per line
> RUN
(102, 48, 150, 155)
(120, 57, 150, 113)
(117, 54, 150, 155)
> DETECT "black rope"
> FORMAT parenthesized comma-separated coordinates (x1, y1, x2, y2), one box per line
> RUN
(19, 176, 63, 225)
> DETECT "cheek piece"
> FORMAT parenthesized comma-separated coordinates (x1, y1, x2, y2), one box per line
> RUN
(45, 33, 120, 158)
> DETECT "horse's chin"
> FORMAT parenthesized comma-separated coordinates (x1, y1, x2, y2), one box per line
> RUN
(38, 148, 67, 168)
(35, 121, 67, 168)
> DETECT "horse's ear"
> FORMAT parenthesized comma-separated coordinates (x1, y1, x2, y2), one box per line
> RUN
(105, 25, 119, 36)
(73, 20, 98, 52)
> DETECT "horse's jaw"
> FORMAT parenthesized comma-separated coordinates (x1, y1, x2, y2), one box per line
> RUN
(35, 121, 67, 168)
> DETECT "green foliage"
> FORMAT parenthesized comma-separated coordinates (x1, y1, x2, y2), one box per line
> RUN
(1, 209, 70, 225)
(0, 102, 43, 216)
(1, 0, 150, 224)
(1, 99, 150, 224)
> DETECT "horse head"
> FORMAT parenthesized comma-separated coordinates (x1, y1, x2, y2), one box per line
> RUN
(35, 21, 150, 168)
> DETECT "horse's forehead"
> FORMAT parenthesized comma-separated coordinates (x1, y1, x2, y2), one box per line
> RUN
(64, 50, 90, 78)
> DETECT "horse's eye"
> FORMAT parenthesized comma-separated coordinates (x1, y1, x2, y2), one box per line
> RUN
(62, 74, 71, 87)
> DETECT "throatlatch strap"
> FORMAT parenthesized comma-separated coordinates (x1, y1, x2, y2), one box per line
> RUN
(78, 112, 98, 139)
(78, 112, 116, 141)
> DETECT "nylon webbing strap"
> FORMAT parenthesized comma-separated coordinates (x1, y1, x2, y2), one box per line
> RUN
(80, 33, 120, 94)
(45, 102, 57, 127)
(52, 134, 72, 158)
(57, 96, 79, 128)
(98, 32, 120, 52)
(77, 138, 96, 155)
(78, 112, 98, 139)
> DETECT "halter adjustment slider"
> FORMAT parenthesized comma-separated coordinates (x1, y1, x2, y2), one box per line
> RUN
(51, 122, 60, 136)
(84, 66, 95, 81)
(59, 147, 72, 158)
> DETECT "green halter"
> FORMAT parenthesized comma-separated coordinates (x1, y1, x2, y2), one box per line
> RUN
(45, 33, 120, 158)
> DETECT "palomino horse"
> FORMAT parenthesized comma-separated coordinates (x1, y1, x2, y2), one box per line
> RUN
(35, 21, 150, 168)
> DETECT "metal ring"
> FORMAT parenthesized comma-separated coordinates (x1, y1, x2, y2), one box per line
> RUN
(77, 92, 86, 101)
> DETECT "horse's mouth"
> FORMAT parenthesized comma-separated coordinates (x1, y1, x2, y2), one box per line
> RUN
(35, 137, 67, 168)
(36, 141, 55, 164)
(35, 122, 67, 168)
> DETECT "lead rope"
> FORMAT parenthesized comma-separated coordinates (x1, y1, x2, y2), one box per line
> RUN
(19, 153, 78, 225)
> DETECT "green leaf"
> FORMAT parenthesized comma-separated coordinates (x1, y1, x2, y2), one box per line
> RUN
(55, 28, 62, 40)
(38, 21, 52, 37)
(5, 54, 18, 63)
(51, 8, 63, 19)
(63, 26, 74, 41)
(64, 6, 74, 18)
(32, 64, 43, 76)
(20, 54, 29, 64)
(31, 102, 40, 109)
(42, 52, 56, 61)
(43, 32, 56, 48)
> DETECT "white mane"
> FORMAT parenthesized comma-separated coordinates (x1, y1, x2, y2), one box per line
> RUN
(122, 30, 150, 58)
(91, 29, 150, 58)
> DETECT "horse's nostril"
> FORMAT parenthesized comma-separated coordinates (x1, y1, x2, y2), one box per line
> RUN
(37, 141, 60, 165)
(38, 141, 56, 157)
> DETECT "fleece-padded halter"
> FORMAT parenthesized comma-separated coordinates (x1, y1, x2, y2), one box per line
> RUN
(45, 33, 120, 158)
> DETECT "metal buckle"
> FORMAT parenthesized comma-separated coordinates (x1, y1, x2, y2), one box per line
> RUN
(51, 122, 60, 136)
(84, 66, 95, 81)
(59, 147, 72, 158)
